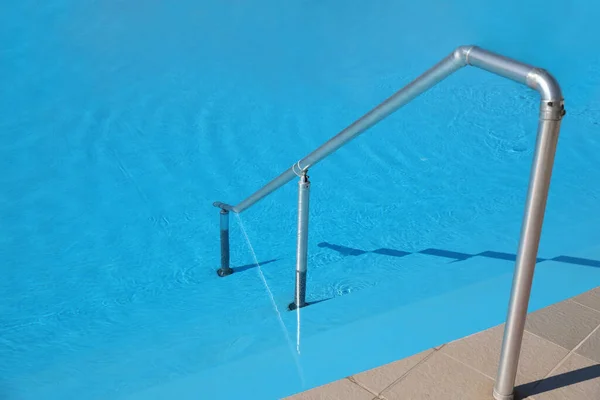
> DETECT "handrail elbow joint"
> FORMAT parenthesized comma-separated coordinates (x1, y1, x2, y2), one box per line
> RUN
(453, 45, 475, 66)
(526, 68, 563, 102)
(213, 202, 235, 212)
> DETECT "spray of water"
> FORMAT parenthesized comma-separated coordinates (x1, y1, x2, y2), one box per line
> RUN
(234, 214, 305, 385)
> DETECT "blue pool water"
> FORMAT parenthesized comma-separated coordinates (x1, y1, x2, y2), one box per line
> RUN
(2, 0, 600, 398)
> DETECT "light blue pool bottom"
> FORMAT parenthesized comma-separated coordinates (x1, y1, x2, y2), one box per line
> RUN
(125, 254, 600, 400)
(3, 0, 600, 398)
(15, 252, 598, 400)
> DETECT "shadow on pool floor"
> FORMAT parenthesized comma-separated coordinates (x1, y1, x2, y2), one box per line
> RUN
(231, 258, 279, 273)
(317, 242, 600, 268)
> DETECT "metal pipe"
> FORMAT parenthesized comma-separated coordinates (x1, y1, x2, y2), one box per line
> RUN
(216, 209, 233, 277)
(465, 47, 534, 87)
(289, 171, 310, 310)
(466, 47, 562, 101)
(214, 46, 562, 215)
(221, 47, 471, 214)
(212, 47, 566, 398)
(493, 100, 564, 400)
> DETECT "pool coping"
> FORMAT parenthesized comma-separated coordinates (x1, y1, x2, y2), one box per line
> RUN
(285, 286, 600, 399)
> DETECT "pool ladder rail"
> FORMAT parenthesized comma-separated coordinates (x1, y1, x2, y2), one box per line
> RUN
(213, 45, 565, 400)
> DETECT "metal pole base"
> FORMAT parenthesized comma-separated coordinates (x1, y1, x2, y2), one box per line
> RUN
(216, 209, 233, 277)
(493, 389, 514, 400)
(289, 270, 307, 310)
(217, 267, 233, 277)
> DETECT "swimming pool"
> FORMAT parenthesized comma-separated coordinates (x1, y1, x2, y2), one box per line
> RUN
(2, 0, 600, 399)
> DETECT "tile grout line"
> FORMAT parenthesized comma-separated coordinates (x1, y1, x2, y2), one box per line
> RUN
(537, 320, 600, 384)
(522, 294, 600, 350)
(526, 304, 600, 392)
(572, 352, 600, 366)
(346, 376, 379, 397)
(439, 351, 497, 382)
(571, 298, 600, 315)
(376, 349, 440, 397)
(523, 328, 570, 352)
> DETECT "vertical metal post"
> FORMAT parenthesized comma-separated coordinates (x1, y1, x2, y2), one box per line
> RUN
(289, 171, 310, 310)
(493, 101, 565, 400)
(217, 209, 233, 277)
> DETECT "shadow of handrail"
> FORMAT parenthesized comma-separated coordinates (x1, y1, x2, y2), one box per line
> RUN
(516, 364, 600, 398)
(232, 259, 278, 274)
(317, 242, 600, 268)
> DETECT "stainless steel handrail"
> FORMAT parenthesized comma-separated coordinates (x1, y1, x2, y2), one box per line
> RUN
(214, 46, 561, 215)
(213, 45, 565, 400)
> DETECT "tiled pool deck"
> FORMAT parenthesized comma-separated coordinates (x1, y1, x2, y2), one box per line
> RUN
(286, 287, 600, 400)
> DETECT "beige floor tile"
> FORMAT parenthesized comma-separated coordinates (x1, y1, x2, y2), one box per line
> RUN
(284, 378, 375, 400)
(576, 327, 600, 363)
(525, 300, 600, 350)
(352, 350, 433, 395)
(573, 287, 600, 313)
(441, 325, 568, 385)
(380, 351, 494, 400)
(521, 353, 600, 400)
